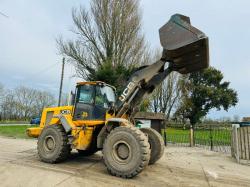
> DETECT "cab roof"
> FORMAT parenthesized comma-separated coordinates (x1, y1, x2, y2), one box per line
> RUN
(76, 81, 116, 90)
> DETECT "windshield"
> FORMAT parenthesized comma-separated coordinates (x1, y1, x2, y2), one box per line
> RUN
(78, 85, 95, 104)
(95, 85, 116, 108)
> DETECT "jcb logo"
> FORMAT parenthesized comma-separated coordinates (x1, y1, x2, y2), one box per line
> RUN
(60, 110, 71, 115)
(119, 81, 135, 102)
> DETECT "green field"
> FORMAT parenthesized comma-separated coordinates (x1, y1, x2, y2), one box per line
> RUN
(163, 127, 231, 146)
(0, 125, 231, 147)
(0, 125, 31, 139)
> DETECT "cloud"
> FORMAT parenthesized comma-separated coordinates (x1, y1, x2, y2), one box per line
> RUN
(0, 0, 249, 119)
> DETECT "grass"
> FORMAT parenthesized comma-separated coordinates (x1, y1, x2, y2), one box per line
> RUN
(0, 124, 231, 146)
(0, 125, 33, 139)
(163, 127, 231, 146)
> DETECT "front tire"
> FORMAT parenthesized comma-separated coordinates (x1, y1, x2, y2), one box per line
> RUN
(37, 125, 71, 163)
(140, 128, 164, 164)
(103, 126, 150, 178)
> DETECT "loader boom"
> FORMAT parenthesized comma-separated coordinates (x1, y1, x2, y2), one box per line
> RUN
(115, 14, 209, 118)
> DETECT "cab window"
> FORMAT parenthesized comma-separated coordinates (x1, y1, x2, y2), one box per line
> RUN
(95, 85, 116, 108)
(78, 85, 94, 104)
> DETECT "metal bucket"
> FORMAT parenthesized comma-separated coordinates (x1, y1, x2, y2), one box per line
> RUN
(159, 14, 209, 74)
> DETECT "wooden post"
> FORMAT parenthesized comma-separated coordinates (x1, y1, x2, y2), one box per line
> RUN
(190, 125, 194, 147)
(209, 124, 213, 151)
(163, 121, 167, 146)
(233, 125, 240, 163)
(240, 127, 244, 159)
(245, 127, 249, 160)
(232, 125, 250, 164)
(248, 127, 250, 160)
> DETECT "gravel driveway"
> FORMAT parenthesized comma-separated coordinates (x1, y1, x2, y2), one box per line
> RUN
(0, 136, 249, 187)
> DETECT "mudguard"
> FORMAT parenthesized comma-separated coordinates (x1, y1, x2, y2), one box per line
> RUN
(97, 118, 133, 148)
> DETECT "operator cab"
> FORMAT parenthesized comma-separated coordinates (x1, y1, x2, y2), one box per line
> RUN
(73, 81, 116, 121)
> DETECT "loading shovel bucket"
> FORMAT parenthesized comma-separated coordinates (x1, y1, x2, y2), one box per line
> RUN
(160, 14, 209, 74)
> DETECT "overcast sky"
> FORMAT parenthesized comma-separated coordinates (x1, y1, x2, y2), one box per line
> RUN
(1, 0, 250, 119)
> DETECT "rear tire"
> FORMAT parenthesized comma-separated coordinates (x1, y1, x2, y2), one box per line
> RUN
(103, 126, 150, 178)
(140, 128, 164, 164)
(37, 125, 71, 163)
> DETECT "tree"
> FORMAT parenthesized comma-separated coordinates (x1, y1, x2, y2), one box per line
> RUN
(0, 83, 4, 110)
(140, 49, 182, 118)
(58, 0, 148, 93)
(33, 90, 56, 117)
(0, 86, 56, 121)
(0, 83, 4, 107)
(150, 72, 182, 119)
(0, 89, 16, 120)
(15, 86, 37, 119)
(0, 83, 3, 120)
(175, 67, 238, 126)
(0, 83, 3, 95)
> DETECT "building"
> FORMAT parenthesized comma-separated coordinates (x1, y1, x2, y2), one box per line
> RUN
(134, 112, 166, 133)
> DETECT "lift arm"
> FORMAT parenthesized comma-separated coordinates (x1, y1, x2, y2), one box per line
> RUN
(115, 14, 209, 118)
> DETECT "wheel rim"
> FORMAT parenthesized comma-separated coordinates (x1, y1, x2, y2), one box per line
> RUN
(44, 135, 56, 152)
(112, 140, 131, 164)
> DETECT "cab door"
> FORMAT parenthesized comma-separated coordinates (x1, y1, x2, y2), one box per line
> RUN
(73, 84, 106, 121)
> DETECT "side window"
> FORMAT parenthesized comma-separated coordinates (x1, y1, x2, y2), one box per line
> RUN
(95, 87, 108, 108)
(95, 85, 115, 108)
(78, 85, 94, 104)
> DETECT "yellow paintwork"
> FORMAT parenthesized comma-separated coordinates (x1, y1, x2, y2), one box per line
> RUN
(26, 127, 43, 138)
(27, 105, 115, 150)
(39, 106, 73, 127)
(77, 81, 116, 90)
(26, 81, 119, 150)
(73, 127, 94, 150)
(77, 81, 102, 85)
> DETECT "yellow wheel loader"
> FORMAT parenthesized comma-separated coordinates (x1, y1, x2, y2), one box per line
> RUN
(27, 14, 209, 178)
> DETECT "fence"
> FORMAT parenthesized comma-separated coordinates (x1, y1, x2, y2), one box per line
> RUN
(163, 123, 232, 153)
(231, 126, 250, 164)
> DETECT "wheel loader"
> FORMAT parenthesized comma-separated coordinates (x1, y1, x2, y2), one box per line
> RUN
(26, 14, 209, 178)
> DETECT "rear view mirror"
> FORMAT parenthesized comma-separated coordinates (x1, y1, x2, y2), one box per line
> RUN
(70, 91, 76, 105)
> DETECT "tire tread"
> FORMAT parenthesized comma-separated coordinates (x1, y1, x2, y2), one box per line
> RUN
(103, 126, 150, 178)
(37, 125, 70, 163)
(140, 127, 164, 164)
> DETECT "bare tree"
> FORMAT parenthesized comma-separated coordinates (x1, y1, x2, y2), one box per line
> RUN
(0, 83, 4, 106)
(0, 83, 3, 93)
(0, 85, 56, 121)
(0, 83, 3, 120)
(0, 90, 16, 120)
(142, 50, 182, 120)
(150, 72, 182, 119)
(15, 86, 37, 119)
(33, 90, 56, 117)
(57, 0, 148, 91)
